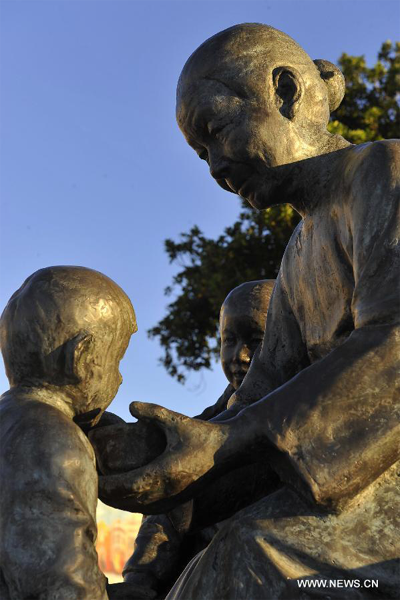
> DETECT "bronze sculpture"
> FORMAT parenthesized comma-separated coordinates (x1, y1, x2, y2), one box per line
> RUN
(0, 266, 136, 599)
(97, 24, 399, 599)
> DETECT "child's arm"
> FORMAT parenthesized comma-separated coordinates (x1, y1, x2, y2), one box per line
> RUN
(122, 513, 186, 599)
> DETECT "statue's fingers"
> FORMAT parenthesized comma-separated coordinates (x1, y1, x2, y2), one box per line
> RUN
(98, 471, 130, 500)
(98, 461, 173, 505)
(98, 451, 200, 514)
(129, 401, 188, 426)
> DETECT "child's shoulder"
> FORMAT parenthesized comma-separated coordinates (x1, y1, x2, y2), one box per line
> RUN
(0, 390, 94, 467)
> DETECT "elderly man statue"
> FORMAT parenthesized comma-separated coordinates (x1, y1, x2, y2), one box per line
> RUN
(99, 24, 399, 599)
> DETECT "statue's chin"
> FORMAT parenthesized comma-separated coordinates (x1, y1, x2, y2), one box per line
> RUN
(241, 189, 271, 211)
(246, 169, 294, 211)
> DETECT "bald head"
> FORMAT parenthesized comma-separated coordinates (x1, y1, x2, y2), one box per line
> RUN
(179, 24, 315, 97)
(0, 266, 136, 388)
(177, 23, 344, 126)
(221, 279, 275, 320)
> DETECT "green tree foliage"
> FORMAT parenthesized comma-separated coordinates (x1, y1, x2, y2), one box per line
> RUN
(328, 41, 399, 142)
(149, 42, 399, 382)
(148, 205, 300, 381)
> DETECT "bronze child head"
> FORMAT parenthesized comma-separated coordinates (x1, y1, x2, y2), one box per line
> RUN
(0, 265, 136, 420)
(220, 280, 274, 389)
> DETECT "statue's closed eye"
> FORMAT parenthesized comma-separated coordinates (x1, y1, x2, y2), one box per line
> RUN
(207, 122, 231, 139)
(208, 123, 225, 137)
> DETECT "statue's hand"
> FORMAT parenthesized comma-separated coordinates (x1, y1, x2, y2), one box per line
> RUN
(89, 416, 166, 476)
(98, 401, 235, 514)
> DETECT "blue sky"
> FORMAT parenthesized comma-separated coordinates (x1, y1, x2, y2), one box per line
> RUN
(1, 0, 399, 420)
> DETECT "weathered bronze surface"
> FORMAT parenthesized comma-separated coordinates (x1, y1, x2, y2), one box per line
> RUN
(0, 266, 136, 599)
(97, 24, 399, 599)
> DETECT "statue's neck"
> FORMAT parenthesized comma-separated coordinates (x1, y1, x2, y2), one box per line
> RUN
(5, 385, 77, 419)
(277, 141, 353, 218)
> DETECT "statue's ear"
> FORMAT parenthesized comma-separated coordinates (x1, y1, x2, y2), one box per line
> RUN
(272, 67, 303, 119)
(60, 332, 93, 385)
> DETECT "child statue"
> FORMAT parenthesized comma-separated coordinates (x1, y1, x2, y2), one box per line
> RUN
(0, 266, 136, 600)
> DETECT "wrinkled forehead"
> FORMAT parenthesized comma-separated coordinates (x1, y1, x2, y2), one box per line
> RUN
(177, 46, 266, 130)
(177, 55, 260, 107)
(177, 77, 244, 142)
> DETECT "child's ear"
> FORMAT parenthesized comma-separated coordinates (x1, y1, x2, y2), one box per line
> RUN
(60, 332, 94, 385)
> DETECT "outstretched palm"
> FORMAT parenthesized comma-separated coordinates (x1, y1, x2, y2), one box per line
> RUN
(97, 401, 236, 514)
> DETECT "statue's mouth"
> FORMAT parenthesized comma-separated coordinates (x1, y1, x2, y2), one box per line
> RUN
(231, 171, 257, 197)
(217, 178, 237, 194)
(223, 176, 251, 196)
(232, 369, 249, 385)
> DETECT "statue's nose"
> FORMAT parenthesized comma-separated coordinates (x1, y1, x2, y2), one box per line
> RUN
(234, 344, 251, 365)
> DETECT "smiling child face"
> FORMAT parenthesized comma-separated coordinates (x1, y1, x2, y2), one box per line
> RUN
(219, 282, 273, 389)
